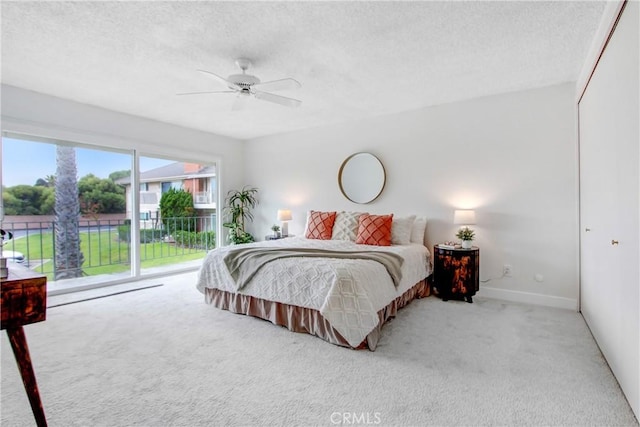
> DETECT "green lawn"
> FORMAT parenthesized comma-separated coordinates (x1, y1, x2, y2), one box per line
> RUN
(8, 230, 209, 281)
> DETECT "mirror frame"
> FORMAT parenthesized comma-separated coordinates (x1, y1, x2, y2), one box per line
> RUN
(338, 152, 386, 204)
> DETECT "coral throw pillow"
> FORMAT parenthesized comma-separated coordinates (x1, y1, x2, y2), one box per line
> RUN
(305, 211, 337, 240)
(355, 214, 394, 246)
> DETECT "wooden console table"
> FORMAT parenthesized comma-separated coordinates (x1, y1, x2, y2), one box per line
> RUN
(1, 267, 48, 427)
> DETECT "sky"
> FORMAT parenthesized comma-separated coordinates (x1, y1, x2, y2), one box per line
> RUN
(1, 138, 174, 187)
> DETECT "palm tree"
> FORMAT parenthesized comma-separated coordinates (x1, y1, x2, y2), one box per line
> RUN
(54, 145, 84, 280)
(45, 174, 56, 187)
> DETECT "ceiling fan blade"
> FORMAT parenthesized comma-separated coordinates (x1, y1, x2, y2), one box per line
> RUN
(253, 78, 301, 92)
(197, 69, 239, 90)
(254, 90, 302, 108)
(177, 90, 235, 96)
(232, 93, 250, 111)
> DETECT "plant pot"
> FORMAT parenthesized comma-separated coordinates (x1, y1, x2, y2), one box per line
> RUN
(461, 240, 472, 249)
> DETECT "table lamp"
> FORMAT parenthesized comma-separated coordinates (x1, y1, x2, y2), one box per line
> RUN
(277, 209, 292, 237)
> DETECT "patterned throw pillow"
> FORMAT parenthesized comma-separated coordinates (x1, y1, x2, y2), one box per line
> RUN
(355, 214, 394, 246)
(305, 211, 337, 240)
(331, 211, 366, 241)
(391, 215, 416, 245)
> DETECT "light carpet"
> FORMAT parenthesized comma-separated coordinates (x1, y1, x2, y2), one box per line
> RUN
(1, 272, 637, 426)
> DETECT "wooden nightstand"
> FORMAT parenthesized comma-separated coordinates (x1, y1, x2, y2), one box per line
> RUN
(1, 266, 48, 426)
(433, 245, 479, 303)
(265, 235, 291, 240)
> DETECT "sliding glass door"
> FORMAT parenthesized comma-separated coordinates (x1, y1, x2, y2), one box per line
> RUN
(1, 134, 218, 292)
(135, 155, 217, 276)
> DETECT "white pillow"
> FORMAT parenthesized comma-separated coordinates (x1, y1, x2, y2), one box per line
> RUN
(332, 211, 366, 241)
(303, 210, 311, 237)
(410, 216, 427, 244)
(391, 215, 416, 245)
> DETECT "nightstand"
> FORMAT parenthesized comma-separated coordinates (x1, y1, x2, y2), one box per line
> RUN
(265, 235, 291, 241)
(433, 245, 479, 303)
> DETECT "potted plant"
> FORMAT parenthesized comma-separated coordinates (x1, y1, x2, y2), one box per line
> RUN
(222, 186, 258, 244)
(456, 227, 475, 249)
(271, 224, 281, 238)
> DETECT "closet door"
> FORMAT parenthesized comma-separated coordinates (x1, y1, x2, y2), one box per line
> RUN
(578, 0, 639, 418)
(579, 91, 619, 346)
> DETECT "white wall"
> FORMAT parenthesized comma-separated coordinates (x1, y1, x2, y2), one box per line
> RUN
(1, 84, 581, 308)
(245, 83, 579, 309)
(1, 84, 245, 198)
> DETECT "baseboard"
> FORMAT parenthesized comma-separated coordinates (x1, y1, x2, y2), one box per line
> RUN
(480, 286, 578, 311)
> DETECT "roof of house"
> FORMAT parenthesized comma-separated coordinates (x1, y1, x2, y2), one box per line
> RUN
(116, 162, 216, 185)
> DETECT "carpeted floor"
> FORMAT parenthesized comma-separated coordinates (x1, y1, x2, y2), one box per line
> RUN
(1, 272, 638, 426)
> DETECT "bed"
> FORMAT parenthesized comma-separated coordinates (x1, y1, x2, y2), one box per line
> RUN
(195, 212, 431, 350)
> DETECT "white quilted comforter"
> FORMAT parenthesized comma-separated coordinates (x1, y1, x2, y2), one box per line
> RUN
(196, 237, 431, 347)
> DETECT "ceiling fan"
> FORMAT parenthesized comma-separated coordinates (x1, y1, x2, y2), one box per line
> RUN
(178, 58, 302, 110)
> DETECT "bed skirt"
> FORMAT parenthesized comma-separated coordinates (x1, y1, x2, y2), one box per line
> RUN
(203, 278, 430, 350)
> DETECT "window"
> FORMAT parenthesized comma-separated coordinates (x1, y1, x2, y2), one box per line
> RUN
(161, 181, 182, 193)
(139, 156, 217, 276)
(1, 135, 132, 289)
(1, 134, 220, 294)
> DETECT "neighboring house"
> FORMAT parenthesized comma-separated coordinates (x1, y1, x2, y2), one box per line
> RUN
(116, 162, 216, 231)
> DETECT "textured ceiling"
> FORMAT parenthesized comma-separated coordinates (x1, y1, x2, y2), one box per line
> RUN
(1, 1, 606, 140)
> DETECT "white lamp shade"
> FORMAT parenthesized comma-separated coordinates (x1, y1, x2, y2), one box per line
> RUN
(277, 209, 292, 222)
(453, 209, 476, 225)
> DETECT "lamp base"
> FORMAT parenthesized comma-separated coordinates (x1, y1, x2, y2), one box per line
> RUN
(281, 222, 289, 237)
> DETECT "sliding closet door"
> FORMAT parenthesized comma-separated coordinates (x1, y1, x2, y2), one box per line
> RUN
(579, 1, 639, 418)
(579, 95, 620, 340)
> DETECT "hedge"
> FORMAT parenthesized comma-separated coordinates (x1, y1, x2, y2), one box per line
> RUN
(173, 230, 216, 250)
(117, 225, 167, 243)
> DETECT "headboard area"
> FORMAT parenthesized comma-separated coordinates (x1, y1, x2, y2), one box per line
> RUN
(303, 211, 428, 247)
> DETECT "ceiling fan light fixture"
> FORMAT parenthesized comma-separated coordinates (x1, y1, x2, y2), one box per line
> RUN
(227, 73, 261, 87)
(180, 57, 302, 109)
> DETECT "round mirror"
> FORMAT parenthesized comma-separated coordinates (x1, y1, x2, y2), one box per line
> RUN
(338, 152, 386, 204)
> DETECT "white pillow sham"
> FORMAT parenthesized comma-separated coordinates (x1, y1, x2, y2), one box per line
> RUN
(391, 215, 416, 245)
(410, 216, 427, 244)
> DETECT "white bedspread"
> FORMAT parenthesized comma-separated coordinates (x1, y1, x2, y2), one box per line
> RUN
(196, 237, 430, 347)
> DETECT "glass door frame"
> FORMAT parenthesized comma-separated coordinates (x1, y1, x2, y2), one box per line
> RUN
(1, 129, 222, 294)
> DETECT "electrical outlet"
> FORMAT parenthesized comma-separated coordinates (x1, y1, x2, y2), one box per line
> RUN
(503, 264, 512, 277)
